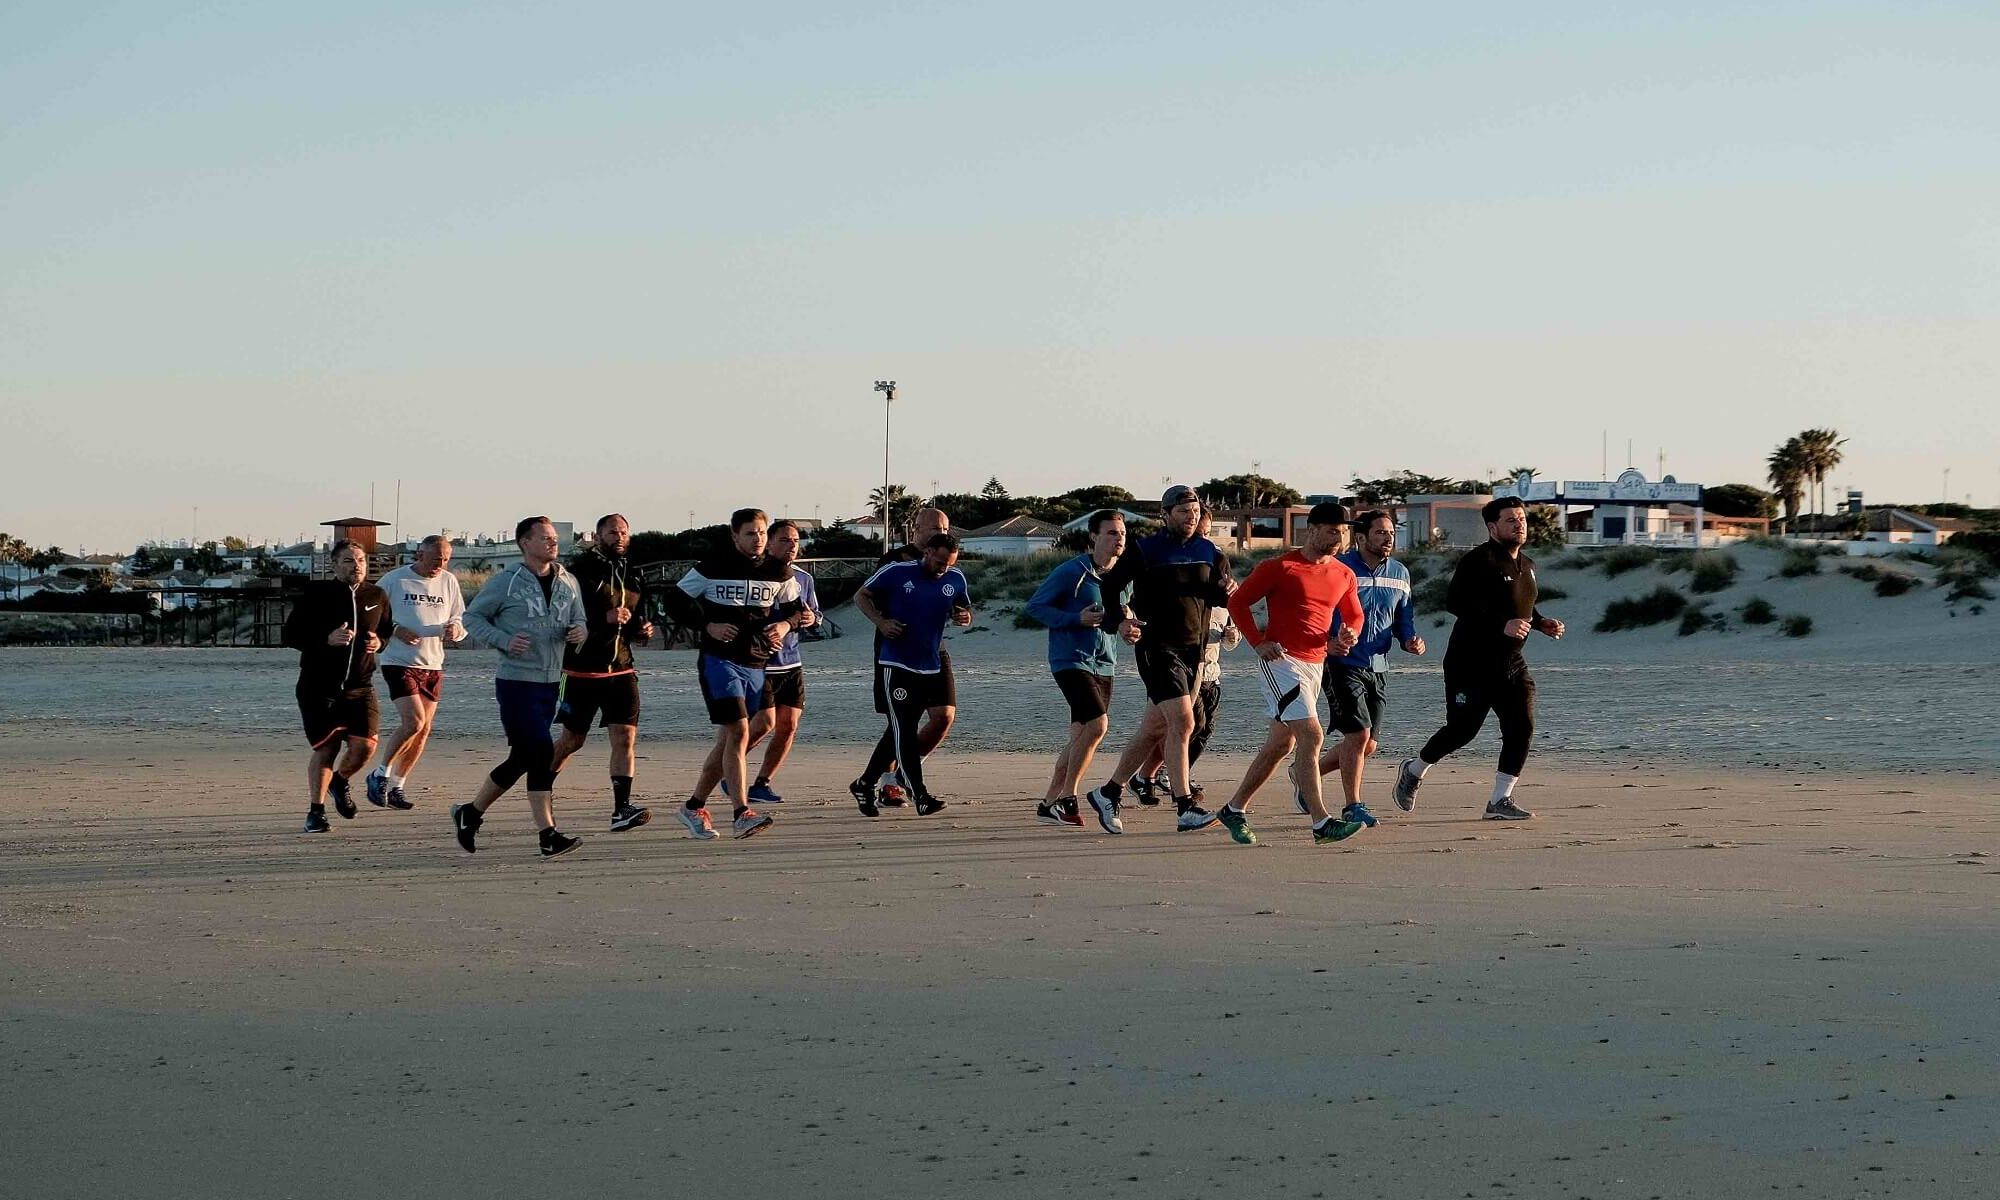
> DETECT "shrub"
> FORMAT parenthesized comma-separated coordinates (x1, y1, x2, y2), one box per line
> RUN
(1600, 546, 1660, 577)
(1740, 597, 1776, 625)
(1595, 586, 1688, 632)
(1839, 562, 1882, 582)
(1677, 606, 1712, 636)
(1873, 572, 1917, 597)
(1780, 613, 1813, 637)
(1535, 584, 1568, 602)
(1778, 548, 1822, 577)
(1657, 554, 1691, 575)
(1948, 577, 1995, 603)
(1688, 551, 1738, 594)
(1414, 573, 1454, 615)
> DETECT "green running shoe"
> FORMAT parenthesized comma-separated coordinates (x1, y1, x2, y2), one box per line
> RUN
(1216, 804, 1257, 846)
(1312, 815, 1366, 844)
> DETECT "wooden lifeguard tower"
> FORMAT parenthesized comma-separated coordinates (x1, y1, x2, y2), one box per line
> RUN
(313, 517, 394, 579)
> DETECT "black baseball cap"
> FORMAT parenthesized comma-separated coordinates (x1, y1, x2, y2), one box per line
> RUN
(1307, 502, 1350, 526)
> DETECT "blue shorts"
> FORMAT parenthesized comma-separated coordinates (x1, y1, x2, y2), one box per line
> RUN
(495, 678, 560, 749)
(698, 654, 766, 724)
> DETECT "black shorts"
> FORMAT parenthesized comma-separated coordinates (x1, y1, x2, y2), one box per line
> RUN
(876, 647, 953, 713)
(297, 684, 379, 749)
(1324, 663, 1387, 736)
(765, 667, 806, 710)
(1053, 668, 1113, 723)
(382, 666, 443, 703)
(878, 664, 951, 712)
(1133, 642, 1202, 705)
(558, 673, 641, 733)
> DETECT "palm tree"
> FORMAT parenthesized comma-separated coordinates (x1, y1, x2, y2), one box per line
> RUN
(867, 484, 922, 545)
(1766, 438, 1807, 530)
(1795, 427, 1846, 519)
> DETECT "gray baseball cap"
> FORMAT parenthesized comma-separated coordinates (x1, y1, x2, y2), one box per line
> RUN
(1161, 484, 1200, 508)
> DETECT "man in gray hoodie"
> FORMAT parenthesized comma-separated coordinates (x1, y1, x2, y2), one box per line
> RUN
(452, 516, 590, 858)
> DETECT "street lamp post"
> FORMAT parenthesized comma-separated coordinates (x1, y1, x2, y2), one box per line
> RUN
(875, 380, 897, 546)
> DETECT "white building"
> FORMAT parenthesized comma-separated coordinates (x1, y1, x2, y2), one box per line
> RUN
(960, 515, 1065, 557)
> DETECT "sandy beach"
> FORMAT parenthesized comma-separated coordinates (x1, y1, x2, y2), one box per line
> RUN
(4, 718, 1996, 1198)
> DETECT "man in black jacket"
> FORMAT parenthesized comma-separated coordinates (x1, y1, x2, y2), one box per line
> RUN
(1393, 497, 1566, 820)
(283, 540, 393, 833)
(550, 513, 656, 833)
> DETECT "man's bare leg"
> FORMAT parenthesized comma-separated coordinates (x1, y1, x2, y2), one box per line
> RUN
(755, 707, 801, 783)
(1103, 704, 1168, 787)
(549, 726, 589, 775)
(1158, 694, 1197, 799)
(1223, 720, 1295, 814)
(1045, 715, 1108, 802)
(306, 741, 340, 806)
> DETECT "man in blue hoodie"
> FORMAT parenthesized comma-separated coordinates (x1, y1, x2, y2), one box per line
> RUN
(1025, 509, 1128, 827)
(1314, 509, 1425, 816)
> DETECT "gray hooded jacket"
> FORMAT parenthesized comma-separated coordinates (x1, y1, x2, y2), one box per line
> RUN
(461, 563, 587, 683)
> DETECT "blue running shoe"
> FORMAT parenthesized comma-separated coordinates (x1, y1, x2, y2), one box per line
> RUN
(365, 769, 388, 808)
(747, 781, 783, 804)
(1342, 801, 1378, 829)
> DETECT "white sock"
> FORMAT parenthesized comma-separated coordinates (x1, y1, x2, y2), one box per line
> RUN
(386, 773, 405, 789)
(1408, 758, 1431, 780)
(1490, 773, 1519, 806)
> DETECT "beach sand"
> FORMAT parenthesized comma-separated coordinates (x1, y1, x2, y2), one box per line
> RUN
(3, 727, 1995, 1198)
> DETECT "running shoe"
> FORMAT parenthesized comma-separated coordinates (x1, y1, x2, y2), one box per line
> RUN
(450, 802, 481, 853)
(1393, 758, 1424, 812)
(1342, 801, 1379, 829)
(732, 808, 774, 838)
(877, 772, 909, 807)
(303, 806, 330, 834)
(1312, 814, 1365, 844)
(1083, 786, 1124, 835)
(913, 793, 945, 816)
(1176, 804, 1221, 833)
(539, 828, 581, 858)
(1292, 786, 1309, 816)
(1130, 775, 1158, 807)
(678, 805, 719, 840)
(747, 781, 784, 804)
(1215, 805, 1257, 846)
(1484, 799, 1534, 821)
(329, 775, 357, 819)
(1188, 782, 1205, 805)
(849, 777, 879, 818)
(1036, 797, 1084, 827)
(1151, 768, 1172, 795)
(610, 803, 651, 832)
(385, 785, 414, 811)
(365, 768, 388, 808)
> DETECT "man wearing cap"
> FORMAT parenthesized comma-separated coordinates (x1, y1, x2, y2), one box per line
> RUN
(1213, 503, 1367, 846)
(1080, 485, 1235, 835)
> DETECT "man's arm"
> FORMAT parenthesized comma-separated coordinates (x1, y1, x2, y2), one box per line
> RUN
(281, 592, 316, 651)
(1225, 559, 1278, 647)
(1024, 560, 1083, 629)
(459, 574, 511, 650)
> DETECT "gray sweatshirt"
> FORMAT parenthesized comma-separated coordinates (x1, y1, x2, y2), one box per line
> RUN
(461, 562, 587, 683)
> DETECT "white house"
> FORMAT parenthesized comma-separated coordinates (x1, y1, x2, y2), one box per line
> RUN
(961, 515, 1066, 558)
(1058, 508, 1153, 534)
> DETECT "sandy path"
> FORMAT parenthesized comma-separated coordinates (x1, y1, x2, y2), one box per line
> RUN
(2, 730, 1995, 1198)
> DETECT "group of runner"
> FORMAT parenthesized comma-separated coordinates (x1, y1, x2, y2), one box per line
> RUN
(284, 490, 1563, 858)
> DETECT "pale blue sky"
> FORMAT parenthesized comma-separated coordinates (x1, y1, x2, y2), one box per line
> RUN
(5, 1, 1996, 551)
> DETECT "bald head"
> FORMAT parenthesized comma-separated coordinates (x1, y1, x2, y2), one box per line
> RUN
(913, 507, 949, 542)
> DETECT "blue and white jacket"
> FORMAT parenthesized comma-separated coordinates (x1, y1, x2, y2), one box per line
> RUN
(1332, 549, 1416, 672)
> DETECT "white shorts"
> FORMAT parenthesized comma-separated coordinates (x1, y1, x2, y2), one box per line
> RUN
(1253, 653, 1323, 724)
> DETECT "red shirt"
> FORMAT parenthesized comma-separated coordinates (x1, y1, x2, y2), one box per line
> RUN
(1227, 550, 1364, 663)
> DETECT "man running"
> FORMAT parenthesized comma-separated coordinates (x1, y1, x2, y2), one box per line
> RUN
(1315, 510, 1424, 815)
(863, 506, 954, 804)
(1214, 503, 1366, 846)
(849, 533, 971, 818)
(664, 508, 802, 840)
(1025, 509, 1128, 828)
(451, 516, 590, 859)
(549, 513, 655, 833)
(366, 534, 465, 811)
(284, 540, 393, 833)
(1394, 496, 1565, 820)
(1133, 509, 1237, 807)
(1081, 484, 1235, 835)
(736, 519, 822, 804)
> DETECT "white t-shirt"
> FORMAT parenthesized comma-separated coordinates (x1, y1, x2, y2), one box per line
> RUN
(376, 564, 466, 671)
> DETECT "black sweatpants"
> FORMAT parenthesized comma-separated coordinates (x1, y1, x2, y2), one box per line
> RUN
(1419, 666, 1536, 777)
(862, 665, 942, 797)
(1186, 681, 1223, 765)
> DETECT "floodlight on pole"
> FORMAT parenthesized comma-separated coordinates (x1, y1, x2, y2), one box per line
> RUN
(875, 380, 897, 546)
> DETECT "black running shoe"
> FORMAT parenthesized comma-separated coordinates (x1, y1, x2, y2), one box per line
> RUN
(1484, 799, 1534, 821)
(303, 806, 330, 834)
(385, 784, 414, 810)
(849, 777, 879, 818)
(329, 775, 357, 819)
(610, 803, 651, 832)
(539, 828, 581, 858)
(1393, 758, 1424, 812)
(1129, 775, 1156, 807)
(450, 802, 481, 853)
(913, 793, 945, 816)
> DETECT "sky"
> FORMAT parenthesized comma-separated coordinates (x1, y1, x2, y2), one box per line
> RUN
(4, 1, 1997, 553)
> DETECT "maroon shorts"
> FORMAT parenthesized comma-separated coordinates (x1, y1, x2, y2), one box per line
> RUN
(383, 666, 444, 702)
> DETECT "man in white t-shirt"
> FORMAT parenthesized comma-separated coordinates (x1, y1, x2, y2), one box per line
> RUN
(365, 534, 465, 811)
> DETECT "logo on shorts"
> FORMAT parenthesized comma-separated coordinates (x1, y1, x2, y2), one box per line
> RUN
(1453, 692, 1468, 705)
(892, 687, 909, 701)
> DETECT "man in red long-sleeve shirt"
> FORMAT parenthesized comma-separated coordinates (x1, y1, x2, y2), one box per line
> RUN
(1217, 503, 1367, 847)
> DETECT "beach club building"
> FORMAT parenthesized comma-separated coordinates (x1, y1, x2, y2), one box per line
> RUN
(1491, 470, 1765, 549)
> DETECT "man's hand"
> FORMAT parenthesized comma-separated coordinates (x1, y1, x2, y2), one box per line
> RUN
(875, 618, 907, 639)
(1119, 617, 1144, 645)
(765, 621, 789, 650)
(1503, 618, 1533, 639)
(1536, 616, 1565, 640)
(361, 632, 382, 654)
(798, 607, 818, 629)
(1079, 602, 1105, 629)
(1402, 635, 1426, 656)
(706, 622, 740, 643)
(326, 626, 355, 647)
(445, 620, 466, 644)
(637, 621, 655, 641)
(507, 631, 533, 657)
(394, 625, 422, 646)
(608, 605, 631, 626)
(1219, 574, 1238, 595)
(564, 624, 588, 646)
(1255, 640, 1284, 662)
(952, 607, 973, 628)
(1221, 623, 1242, 650)
(1331, 625, 1358, 656)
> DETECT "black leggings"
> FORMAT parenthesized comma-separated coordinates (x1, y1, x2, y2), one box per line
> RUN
(1419, 669, 1536, 777)
(1186, 681, 1222, 765)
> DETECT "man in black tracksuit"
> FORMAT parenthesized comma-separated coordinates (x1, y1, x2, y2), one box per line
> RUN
(550, 513, 656, 833)
(1393, 496, 1566, 820)
(861, 506, 955, 804)
(283, 540, 393, 833)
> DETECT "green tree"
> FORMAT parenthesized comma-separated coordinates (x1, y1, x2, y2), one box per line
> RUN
(867, 485, 923, 544)
(980, 476, 1010, 502)
(1348, 471, 1481, 504)
(1703, 483, 1778, 520)
(222, 535, 250, 552)
(1197, 473, 1303, 509)
(1765, 438, 1807, 527)
(26, 545, 65, 572)
(1527, 505, 1566, 549)
(1056, 484, 1137, 512)
(1796, 427, 1846, 517)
